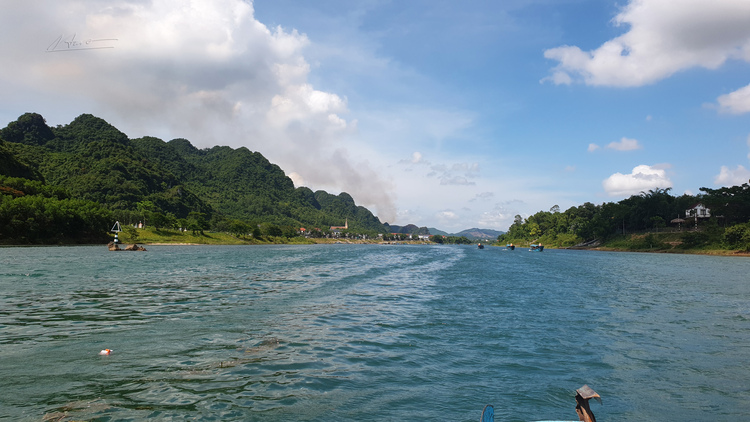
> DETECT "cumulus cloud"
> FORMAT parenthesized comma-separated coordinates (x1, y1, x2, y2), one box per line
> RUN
(589, 137, 642, 152)
(436, 210, 460, 225)
(714, 165, 750, 186)
(717, 83, 750, 114)
(607, 137, 642, 151)
(0, 0, 397, 222)
(477, 203, 517, 229)
(602, 164, 673, 196)
(543, 0, 750, 87)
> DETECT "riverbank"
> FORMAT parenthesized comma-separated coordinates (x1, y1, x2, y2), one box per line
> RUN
(582, 245, 750, 257)
(109, 227, 430, 246)
(497, 231, 750, 257)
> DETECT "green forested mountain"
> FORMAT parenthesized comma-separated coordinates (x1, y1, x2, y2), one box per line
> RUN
(0, 112, 387, 243)
(385, 223, 430, 236)
(454, 228, 504, 240)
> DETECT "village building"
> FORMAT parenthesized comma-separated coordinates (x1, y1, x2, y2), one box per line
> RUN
(330, 219, 348, 231)
(686, 203, 710, 219)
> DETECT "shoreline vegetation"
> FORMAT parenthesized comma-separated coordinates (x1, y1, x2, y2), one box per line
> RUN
(108, 227, 749, 257)
(2, 227, 748, 256)
(500, 230, 750, 257)
(106, 227, 432, 247)
(2, 113, 749, 256)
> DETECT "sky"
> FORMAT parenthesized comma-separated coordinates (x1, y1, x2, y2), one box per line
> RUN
(2, 0, 750, 232)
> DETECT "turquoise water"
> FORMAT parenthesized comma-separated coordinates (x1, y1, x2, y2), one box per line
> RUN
(1, 245, 749, 421)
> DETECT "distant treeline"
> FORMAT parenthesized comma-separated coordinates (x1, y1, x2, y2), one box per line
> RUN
(0, 112, 389, 244)
(497, 186, 750, 251)
(429, 235, 474, 245)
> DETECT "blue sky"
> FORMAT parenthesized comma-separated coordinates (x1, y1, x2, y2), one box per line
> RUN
(2, 0, 750, 232)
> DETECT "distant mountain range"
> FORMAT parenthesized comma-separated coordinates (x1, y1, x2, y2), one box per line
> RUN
(428, 227, 505, 240)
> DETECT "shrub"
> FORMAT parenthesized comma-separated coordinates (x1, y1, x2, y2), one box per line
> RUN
(680, 231, 709, 248)
(724, 224, 750, 251)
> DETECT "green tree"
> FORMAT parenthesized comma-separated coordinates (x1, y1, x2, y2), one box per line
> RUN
(122, 225, 139, 242)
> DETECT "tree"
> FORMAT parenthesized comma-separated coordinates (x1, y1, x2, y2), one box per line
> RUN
(650, 216, 665, 232)
(150, 211, 167, 229)
(700, 183, 750, 225)
(136, 200, 156, 226)
(229, 220, 250, 237)
(122, 225, 139, 242)
(187, 211, 209, 235)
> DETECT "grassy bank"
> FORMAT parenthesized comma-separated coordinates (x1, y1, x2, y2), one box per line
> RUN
(593, 232, 750, 256)
(110, 228, 443, 246)
(113, 227, 317, 245)
(497, 231, 749, 256)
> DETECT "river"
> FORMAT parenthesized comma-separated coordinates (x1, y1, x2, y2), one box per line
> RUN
(1, 244, 749, 421)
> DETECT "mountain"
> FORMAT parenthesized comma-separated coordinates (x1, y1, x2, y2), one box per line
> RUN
(0, 112, 388, 243)
(454, 228, 505, 240)
(427, 227, 505, 239)
(427, 227, 450, 237)
(384, 223, 430, 235)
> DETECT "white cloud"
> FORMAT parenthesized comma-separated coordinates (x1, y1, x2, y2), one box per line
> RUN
(590, 137, 641, 152)
(0, 0, 398, 222)
(714, 165, 750, 186)
(602, 164, 673, 197)
(607, 137, 642, 151)
(436, 210, 460, 225)
(544, 0, 750, 87)
(477, 203, 517, 230)
(717, 83, 750, 114)
(288, 171, 305, 187)
(424, 161, 480, 185)
(470, 192, 494, 202)
(440, 176, 475, 186)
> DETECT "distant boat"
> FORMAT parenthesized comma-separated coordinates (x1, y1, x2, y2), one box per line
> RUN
(478, 243, 484, 249)
(506, 244, 515, 250)
(529, 244, 544, 252)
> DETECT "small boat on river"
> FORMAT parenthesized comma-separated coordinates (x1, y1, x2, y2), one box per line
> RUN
(506, 243, 515, 250)
(478, 243, 484, 249)
(529, 244, 544, 252)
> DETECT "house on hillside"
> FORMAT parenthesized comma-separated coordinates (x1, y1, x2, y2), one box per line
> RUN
(686, 203, 710, 219)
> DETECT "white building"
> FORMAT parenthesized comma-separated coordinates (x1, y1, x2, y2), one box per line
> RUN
(686, 203, 710, 219)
